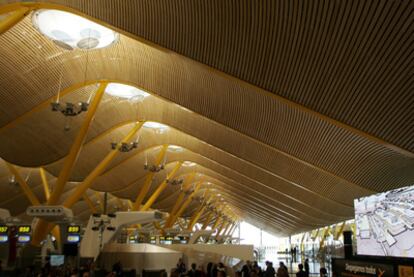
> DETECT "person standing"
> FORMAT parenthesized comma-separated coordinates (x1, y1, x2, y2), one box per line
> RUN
(264, 261, 275, 277)
(304, 259, 309, 277)
(296, 264, 306, 277)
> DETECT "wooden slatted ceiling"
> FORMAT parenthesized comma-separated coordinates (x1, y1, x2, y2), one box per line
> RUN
(0, 2, 412, 234)
(6, 0, 412, 153)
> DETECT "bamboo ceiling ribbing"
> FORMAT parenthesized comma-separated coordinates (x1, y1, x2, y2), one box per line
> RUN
(0, 0, 413, 235)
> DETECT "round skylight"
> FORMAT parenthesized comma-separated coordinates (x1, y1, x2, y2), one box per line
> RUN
(32, 9, 118, 50)
(183, 161, 196, 167)
(143, 122, 169, 132)
(105, 83, 150, 100)
(168, 145, 184, 152)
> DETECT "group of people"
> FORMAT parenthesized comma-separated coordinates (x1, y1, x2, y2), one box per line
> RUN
(239, 259, 328, 277)
(239, 260, 288, 277)
(173, 259, 227, 277)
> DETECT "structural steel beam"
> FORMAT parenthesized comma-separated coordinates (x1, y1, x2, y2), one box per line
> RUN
(140, 161, 183, 211)
(39, 168, 50, 200)
(47, 82, 108, 206)
(32, 122, 142, 245)
(82, 193, 97, 214)
(187, 205, 207, 231)
(164, 172, 196, 227)
(0, 7, 30, 35)
(6, 163, 40, 205)
(169, 183, 208, 229)
(334, 222, 346, 240)
(63, 122, 143, 208)
(132, 145, 168, 211)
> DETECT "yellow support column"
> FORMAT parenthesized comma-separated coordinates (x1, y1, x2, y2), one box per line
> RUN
(140, 162, 183, 211)
(63, 122, 143, 208)
(132, 145, 168, 210)
(334, 222, 346, 240)
(48, 82, 108, 206)
(164, 172, 196, 228)
(0, 7, 31, 35)
(32, 122, 142, 245)
(39, 168, 50, 200)
(201, 211, 214, 230)
(186, 204, 207, 231)
(6, 163, 40, 205)
(167, 182, 205, 228)
(82, 193, 97, 213)
(319, 227, 330, 249)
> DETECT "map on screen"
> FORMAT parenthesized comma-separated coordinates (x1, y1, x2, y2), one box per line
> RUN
(354, 185, 414, 258)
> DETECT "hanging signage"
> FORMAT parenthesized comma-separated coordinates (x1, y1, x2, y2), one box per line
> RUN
(150, 236, 156, 244)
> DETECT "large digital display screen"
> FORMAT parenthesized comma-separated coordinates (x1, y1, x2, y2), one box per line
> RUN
(354, 184, 414, 258)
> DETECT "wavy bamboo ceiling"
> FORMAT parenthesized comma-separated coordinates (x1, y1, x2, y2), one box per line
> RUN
(0, 0, 413, 236)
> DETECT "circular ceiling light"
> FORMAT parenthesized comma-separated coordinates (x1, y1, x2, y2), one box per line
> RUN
(168, 145, 184, 152)
(143, 122, 169, 134)
(105, 83, 150, 100)
(32, 9, 119, 50)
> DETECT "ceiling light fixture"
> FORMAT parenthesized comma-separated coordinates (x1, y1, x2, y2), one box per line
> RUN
(105, 83, 150, 100)
(33, 9, 118, 50)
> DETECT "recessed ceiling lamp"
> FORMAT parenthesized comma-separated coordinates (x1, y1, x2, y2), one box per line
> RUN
(168, 145, 184, 152)
(105, 83, 150, 100)
(143, 122, 169, 133)
(183, 161, 196, 167)
(32, 9, 119, 50)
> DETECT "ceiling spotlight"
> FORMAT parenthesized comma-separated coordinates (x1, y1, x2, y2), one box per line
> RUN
(51, 101, 89, 117)
(33, 9, 118, 50)
(167, 179, 184, 186)
(105, 83, 150, 100)
(111, 140, 139, 152)
(144, 164, 164, 173)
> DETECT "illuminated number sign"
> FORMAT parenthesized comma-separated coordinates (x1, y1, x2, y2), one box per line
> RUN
(67, 225, 80, 234)
(18, 226, 31, 233)
(0, 226, 8, 233)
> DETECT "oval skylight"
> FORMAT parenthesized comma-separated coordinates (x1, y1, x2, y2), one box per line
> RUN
(183, 161, 196, 167)
(143, 122, 169, 132)
(168, 145, 184, 152)
(105, 83, 150, 100)
(32, 9, 118, 50)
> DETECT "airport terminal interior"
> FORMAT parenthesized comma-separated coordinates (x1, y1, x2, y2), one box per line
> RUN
(0, 1, 413, 276)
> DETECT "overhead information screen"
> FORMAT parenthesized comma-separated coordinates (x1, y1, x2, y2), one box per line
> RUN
(354, 184, 414, 258)
(18, 226, 31, 233)
(17, 225, 32, 243)
(0, 226, 8, 243)
(67, 225, 80, 233)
